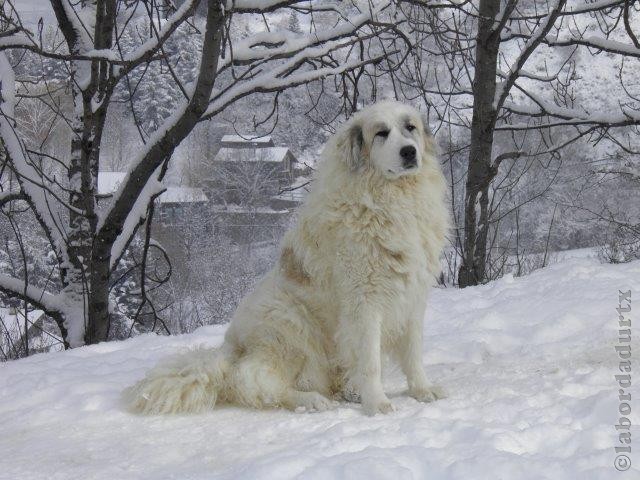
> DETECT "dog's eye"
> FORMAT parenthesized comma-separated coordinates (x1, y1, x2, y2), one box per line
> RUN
(406, 124, 416, 132)
(376, 130, 389, 139)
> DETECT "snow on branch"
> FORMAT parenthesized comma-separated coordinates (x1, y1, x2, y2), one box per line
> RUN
(208, 29, 398, 116)
(209, 4, 399, 115)
(50, 0, 95, 52)
(108, 172, 165, 271)
(224, 1, 371, 14)
(117, 0, 199, 70)
(494, 0, 566, 110)
(0, 190, 25, 207)
(221, 1, 393, 66)
(502, 31, 640, 59)
(226, 0, 299, 13)
(0, 274, 62, 317)
(597, 165, 640, 181)
(549, 35, 640, 58)
(0, 53, 69, 264)
(506, 0, 626, 20)
(500, 89, 640, 130)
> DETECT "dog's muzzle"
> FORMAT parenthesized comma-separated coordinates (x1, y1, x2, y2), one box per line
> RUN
(400, 145, 417, 169)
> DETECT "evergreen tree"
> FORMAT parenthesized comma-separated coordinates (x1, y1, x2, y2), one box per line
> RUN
(115, 20, 201, 134)
(288, 12, 301, 33)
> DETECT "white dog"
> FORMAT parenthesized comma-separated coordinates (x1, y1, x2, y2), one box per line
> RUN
(124, 100, 449, 416)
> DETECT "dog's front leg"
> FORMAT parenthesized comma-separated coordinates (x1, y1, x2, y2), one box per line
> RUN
(400, 308, 444, 403)
(340, 305, 393, 415)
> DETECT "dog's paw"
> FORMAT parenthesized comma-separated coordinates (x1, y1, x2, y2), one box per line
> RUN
(362, 395, 394, 416)
(293, 391, 338, 413)
(409, 385, 445, 403)
(342, 386, 361, 403)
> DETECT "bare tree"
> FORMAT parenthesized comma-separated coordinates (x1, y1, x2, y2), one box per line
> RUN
(0, 0, 404, 347)
(211, 157, 284, 207)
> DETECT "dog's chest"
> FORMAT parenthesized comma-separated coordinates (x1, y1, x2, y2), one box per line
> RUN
(377, 208, 429, 269)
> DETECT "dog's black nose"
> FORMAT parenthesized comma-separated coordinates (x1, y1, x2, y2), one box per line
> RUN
(400, 145, 417, 168)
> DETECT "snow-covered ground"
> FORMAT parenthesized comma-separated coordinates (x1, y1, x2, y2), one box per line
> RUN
(1, 257, 639, 480)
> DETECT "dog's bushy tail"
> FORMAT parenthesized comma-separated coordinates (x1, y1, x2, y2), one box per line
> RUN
(123, 347, 231, 415)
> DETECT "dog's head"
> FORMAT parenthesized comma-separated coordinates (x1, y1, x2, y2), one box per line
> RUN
(335, 100, 436, 180)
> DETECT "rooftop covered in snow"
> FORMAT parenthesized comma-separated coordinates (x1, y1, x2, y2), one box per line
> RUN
(159, 186, 208, 204)
(220, 134, 273, 148)
(214, 147, 291, 164)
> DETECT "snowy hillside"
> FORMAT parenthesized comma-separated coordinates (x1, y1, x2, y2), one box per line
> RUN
(1, 257, 639, 480)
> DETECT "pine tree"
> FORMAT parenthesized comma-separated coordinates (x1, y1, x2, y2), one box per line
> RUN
(115, 20, 201, 134)
(288, 12, 301, 33)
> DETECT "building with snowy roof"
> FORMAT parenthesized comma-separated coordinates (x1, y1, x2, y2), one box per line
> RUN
(209, 137, 300, 206)
(216, 144, 290, 162)
(205, 134, 310, 243)
(97, 172, 209, 226)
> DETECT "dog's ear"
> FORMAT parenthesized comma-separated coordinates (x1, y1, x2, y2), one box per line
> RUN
(421, 116, 437, 159)
(421, 116, 433, 137)
(335, 122, 364, 171)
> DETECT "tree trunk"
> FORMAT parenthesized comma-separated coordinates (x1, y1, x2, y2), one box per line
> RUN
(458, 0, 501, 288)
(56, 0, 118, 344)
(88, 0, 224, 344)
(84, 0, 118, 344)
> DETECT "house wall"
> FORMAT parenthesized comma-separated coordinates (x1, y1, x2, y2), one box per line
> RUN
(157, 202, 210, 226)
(212, 210, 293, 244)
(206, 160, 291, 206)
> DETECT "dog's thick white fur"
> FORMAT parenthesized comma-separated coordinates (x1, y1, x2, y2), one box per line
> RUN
(124, 100, 449, 416)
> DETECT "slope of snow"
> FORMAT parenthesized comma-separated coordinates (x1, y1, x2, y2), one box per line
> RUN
(1, 257, 639, 480)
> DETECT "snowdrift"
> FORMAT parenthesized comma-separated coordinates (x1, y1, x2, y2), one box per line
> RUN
(1, 257, 639, 480)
